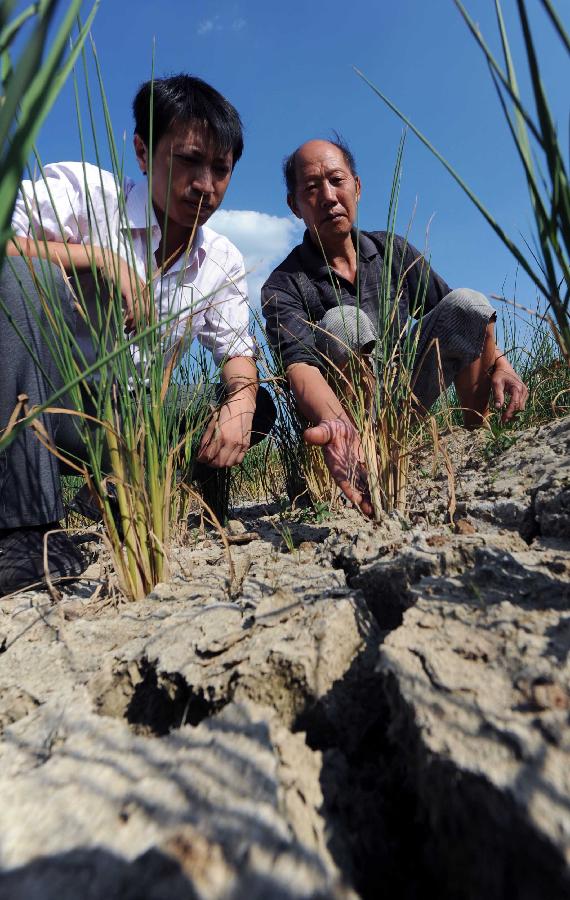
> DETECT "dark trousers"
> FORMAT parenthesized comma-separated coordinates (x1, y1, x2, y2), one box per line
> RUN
(0, 257, 275, 529)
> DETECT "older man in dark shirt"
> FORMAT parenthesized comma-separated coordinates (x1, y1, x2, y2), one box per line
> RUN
(261, 138, 528, 515)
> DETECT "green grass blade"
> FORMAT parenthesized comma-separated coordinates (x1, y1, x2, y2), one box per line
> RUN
(353, 65, 550, 298)
(540, 0, 570, 53)
(0, 1, 18, 32)
(453, 0, 543, 146)
(0, 2, 98, 265)
(0, 6, 53, 147)
(516, 0, 570, 250)
(487, 65, 559, 292)
(495, 0, 533, 170)
(0, 3, 37, 56)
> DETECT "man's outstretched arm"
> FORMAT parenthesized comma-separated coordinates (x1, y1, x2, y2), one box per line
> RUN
(286, 362, 373, 517)
(197, 356, 258, 469)
(455, 319, 528, 428)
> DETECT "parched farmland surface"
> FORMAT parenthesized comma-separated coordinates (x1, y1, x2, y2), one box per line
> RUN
(1, 417, 569, 899)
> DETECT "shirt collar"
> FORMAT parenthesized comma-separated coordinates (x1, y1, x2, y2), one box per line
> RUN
(123, 179, 206, 272)
(124, 180, 159, 234)
(299, 227, 378, 276)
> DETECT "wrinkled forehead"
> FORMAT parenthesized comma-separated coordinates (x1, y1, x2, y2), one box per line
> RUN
(295, 143, 351, 181)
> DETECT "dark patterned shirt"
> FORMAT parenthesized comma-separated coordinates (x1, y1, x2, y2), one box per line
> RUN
(261, 229, 451, 371)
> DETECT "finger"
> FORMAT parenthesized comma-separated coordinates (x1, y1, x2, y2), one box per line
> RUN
(520, 384, 529, 408)
(502, 384, 525, 422)
(338, 479, 364, 506)
(202, 453, 224, 468)
(223, 449, 245, 469)
(215, 447, 237, 469)
(502, 400, 517, 423)
(141, 283, 151, 318)
(197, 434, 219, 464)
(493, 379, 505, 409)
(199, 416, 217, 451)
(304, 423, 333, 447)
(338, 480, 373, 519)
(196, 446, 214, 464)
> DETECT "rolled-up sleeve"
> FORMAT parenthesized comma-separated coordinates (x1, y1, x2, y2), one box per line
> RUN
(11, 162, 97, 242)
(261, 280, 325, 372)
(198, 256, 256, 365)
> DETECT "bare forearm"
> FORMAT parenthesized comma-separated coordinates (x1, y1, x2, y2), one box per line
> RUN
(221, 356, 258, 412)
(286, 362, 350, 425)
(7, 236, 110, 275)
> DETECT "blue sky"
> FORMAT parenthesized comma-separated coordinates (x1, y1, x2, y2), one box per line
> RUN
(28, 0, 569, 343)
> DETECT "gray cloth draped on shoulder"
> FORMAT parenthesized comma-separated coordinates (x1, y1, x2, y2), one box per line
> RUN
(314, 288, 495, 411)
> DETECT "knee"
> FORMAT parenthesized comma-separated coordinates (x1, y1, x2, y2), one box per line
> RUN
(0, 257, 67, 309)
(316, 306, 376, 365)
(441, 288, 495, 326)
(315, 308, 350, 366)
(442, 288, 494, 314)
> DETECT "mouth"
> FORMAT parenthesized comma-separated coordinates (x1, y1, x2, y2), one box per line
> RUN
(185, 199, 211, 215)
(321, 211, 345, 225)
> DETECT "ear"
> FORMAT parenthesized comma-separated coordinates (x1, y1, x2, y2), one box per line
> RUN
(355, 175, 362, 203)
(287, 193, 301, 219)
(133, 134, 149, 175)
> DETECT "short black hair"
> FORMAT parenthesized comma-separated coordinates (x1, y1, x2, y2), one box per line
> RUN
(283, 134, 357, 196)
(133, 74, 244, 164)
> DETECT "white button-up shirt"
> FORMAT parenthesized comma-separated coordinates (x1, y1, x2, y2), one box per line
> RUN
(11, 161, 256, 368)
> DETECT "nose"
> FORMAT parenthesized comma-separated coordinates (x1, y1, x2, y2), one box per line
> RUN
(191, 164, 214, 197)
(318, 180, 336, 208)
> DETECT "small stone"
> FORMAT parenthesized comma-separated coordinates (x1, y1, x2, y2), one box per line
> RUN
(426, 534, 449, 547)
(454, 518, 476, 535)
(227, 532, 260, 545)
(226, 519, 246, 536)
(298, 541, 316, 552)
(533, 682, 570, 711)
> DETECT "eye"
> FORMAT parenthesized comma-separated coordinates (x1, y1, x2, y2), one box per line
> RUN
(174, 154, 199, 166)
(214, 165, 231, 177)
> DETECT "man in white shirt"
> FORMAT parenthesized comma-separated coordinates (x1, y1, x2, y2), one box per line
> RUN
(0, 74, 274, 594)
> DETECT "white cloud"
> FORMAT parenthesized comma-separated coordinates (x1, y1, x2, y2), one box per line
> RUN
(209, 209, 304, 308)
(197, 17, 218, 35)
(196, 15, 246, 36)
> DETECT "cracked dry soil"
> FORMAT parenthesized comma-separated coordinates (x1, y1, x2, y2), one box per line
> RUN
(0, 416, 569, 899)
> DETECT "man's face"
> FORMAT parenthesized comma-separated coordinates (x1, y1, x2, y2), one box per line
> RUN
(134, 121, 233, 232)
(288, 141, 361, 244)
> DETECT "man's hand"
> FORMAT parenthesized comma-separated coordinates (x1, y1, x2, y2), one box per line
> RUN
(8, 237, 150, 334)
(304, 418, 373, 518)
(491, 356, 529, 423)
(96, 249, 149, 334)
(197, 397, 254, 468)
(198, 355, 258, 468)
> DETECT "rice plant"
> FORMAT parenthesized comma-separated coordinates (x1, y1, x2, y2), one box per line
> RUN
(315, 136, 433, 518)
(260, 135, 434, 520)
(257, 333, 340, 510)
(355, 0, 570, 362)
